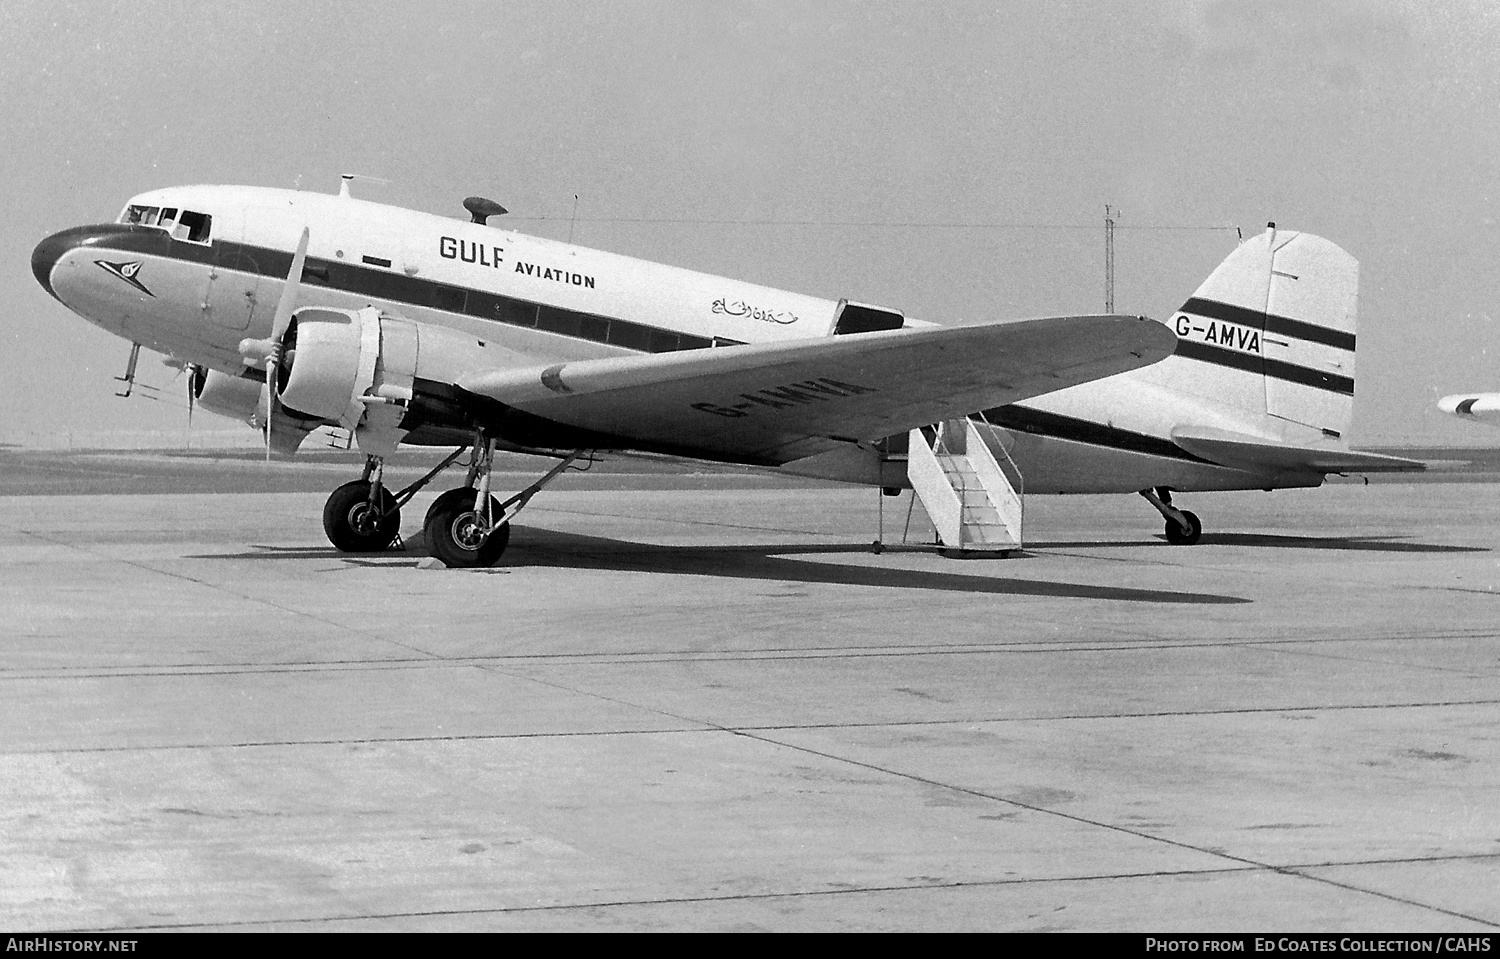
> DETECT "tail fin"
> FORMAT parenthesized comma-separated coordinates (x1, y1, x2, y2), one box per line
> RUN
(1161, 225, 1358, 437)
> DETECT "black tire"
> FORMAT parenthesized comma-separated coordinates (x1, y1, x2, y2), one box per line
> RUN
(323, 480, 401, 552)
(423, 487, 510, 568)
(1164, 509, 1203, 545)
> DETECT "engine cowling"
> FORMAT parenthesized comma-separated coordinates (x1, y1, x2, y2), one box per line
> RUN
(194, 368, 264, 422)
(192, 366, 319, 453)
(277, 307, 371, 421)
(274, 306, 527, 456)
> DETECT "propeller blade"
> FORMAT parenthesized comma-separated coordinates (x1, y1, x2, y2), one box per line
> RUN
(270, 227, 310, 344)
(264, 227, 310, 462)
(186, 365, 198, 437)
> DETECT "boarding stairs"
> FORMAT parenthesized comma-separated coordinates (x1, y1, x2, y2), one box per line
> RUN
(907, 418, 1023, 553)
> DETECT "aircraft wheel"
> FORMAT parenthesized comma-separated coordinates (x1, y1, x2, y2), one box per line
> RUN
(1164, 509, 1202, 545)
(323, 480, 401, 552)
(424, 487, 510, 568)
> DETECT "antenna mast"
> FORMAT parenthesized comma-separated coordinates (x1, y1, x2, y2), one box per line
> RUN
(1104, 204, 1117, 313)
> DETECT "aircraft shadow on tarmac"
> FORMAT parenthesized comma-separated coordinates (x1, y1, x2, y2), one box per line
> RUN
(210, 528, 1251, 605)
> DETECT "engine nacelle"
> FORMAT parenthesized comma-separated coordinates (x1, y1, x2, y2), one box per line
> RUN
(277, 307, 371, 421)
(275, 306, 527, 456)
(194, 367, 264, 423)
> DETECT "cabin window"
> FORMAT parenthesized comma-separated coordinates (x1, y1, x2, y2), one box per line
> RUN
(607, 320, 652, 351)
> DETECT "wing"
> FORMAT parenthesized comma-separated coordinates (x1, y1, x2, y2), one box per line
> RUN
(458, 314, 1174, 464)
(1438, 392, 1500, 424)
(1171, 426, 1425, 474)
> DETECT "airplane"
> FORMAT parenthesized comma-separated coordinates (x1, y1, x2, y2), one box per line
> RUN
(31, 178, 1421, 566)
(1437, 391, 1500, 425)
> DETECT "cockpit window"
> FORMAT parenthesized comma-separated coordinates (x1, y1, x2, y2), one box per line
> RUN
(177, 210, 211, 242)
(119, 204, 212, 242)
(121, 205, 160, 225)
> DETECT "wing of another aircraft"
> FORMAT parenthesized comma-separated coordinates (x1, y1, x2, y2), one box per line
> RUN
(458, 313, 1175, 464)
(1170, 426, 1425, 474)
(1438, 392, 1500, 424)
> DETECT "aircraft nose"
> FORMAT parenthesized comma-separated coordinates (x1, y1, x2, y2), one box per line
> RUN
(32, 229, 77, 300)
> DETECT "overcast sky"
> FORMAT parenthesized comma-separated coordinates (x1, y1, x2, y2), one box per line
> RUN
(4, 0, 1498, 445)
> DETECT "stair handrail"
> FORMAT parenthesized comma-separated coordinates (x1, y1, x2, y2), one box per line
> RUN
(966, 410, 1024, 546)
(971, 409, 1024, 497)
(906, 425, 963, 547)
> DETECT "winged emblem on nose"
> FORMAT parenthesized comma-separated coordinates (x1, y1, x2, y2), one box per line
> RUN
(95, 259, 154, 297)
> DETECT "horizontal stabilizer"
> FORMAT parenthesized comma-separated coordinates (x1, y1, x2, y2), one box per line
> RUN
(1171, 426, 1425, 474)
(460, 314, 1175, 464)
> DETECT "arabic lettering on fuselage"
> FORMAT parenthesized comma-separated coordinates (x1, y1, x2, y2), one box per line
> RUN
(711, 297, 798, 325)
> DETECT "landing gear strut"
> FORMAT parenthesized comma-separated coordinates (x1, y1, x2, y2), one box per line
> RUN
(320, 436, 584, 568)
(322, 447, 468, 554)
(422, 439, 582, 568)
(1140, 486, 1202, 545)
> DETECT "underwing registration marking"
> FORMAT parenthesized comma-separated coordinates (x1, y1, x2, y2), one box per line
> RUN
(692, 378, 877, 417)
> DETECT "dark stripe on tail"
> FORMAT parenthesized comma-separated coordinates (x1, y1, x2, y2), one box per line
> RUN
(1174, 340, 1354, 395)
(1180, 297, 1356, 351)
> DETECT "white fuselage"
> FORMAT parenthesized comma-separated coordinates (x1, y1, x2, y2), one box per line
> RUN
(35, 184, 1318, 494)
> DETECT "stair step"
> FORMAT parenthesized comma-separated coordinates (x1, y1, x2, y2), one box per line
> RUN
(911, 423, 1024, 551)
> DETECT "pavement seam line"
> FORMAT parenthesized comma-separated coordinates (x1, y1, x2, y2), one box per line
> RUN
(68, 851, 1500, 932)
(13, 528, 445, 662)
(5, 628, 1495, 678)
(422, 665, 1500, 928)
(730, 729, 1500, 929)
(10, 696, 1499, 756)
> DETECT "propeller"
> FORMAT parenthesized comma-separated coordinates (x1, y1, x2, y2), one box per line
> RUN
(186, 363, 204, 437)
(239, 227, 310, 461)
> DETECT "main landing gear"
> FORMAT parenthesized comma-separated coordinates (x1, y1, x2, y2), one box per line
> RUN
(1139, 486, 1202, 545)
(319, 437, 583, 568)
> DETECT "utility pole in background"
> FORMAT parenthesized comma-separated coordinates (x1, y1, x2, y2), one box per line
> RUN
(1104, 204, 1117, 314)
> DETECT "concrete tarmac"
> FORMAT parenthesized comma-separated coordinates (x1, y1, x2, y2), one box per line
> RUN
(1, 457, 1498, 931)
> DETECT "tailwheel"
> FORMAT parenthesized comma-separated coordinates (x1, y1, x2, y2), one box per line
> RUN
(323, 480, 401, 552)
(1140, 487, 1204, 546)
(424, 487, 510, 568)
(1163, 509, 1202, 546)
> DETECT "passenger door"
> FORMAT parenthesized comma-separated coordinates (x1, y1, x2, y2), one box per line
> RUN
(204, 207, 260, 332)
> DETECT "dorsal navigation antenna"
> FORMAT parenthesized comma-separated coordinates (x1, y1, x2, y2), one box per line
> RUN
(337, 173, 391, 198)
(464, 196, 508, 224)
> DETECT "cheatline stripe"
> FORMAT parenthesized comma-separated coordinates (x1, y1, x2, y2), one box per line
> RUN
(975, 405, 1215, 465)
(1174, 340, 1355, 395)
(1179, 297, 1356, 351)
(75, 226, 735, 356)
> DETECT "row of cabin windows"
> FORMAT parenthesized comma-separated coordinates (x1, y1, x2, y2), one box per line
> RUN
(119, 205, 212, 243)
(297, 257, 741, 354)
